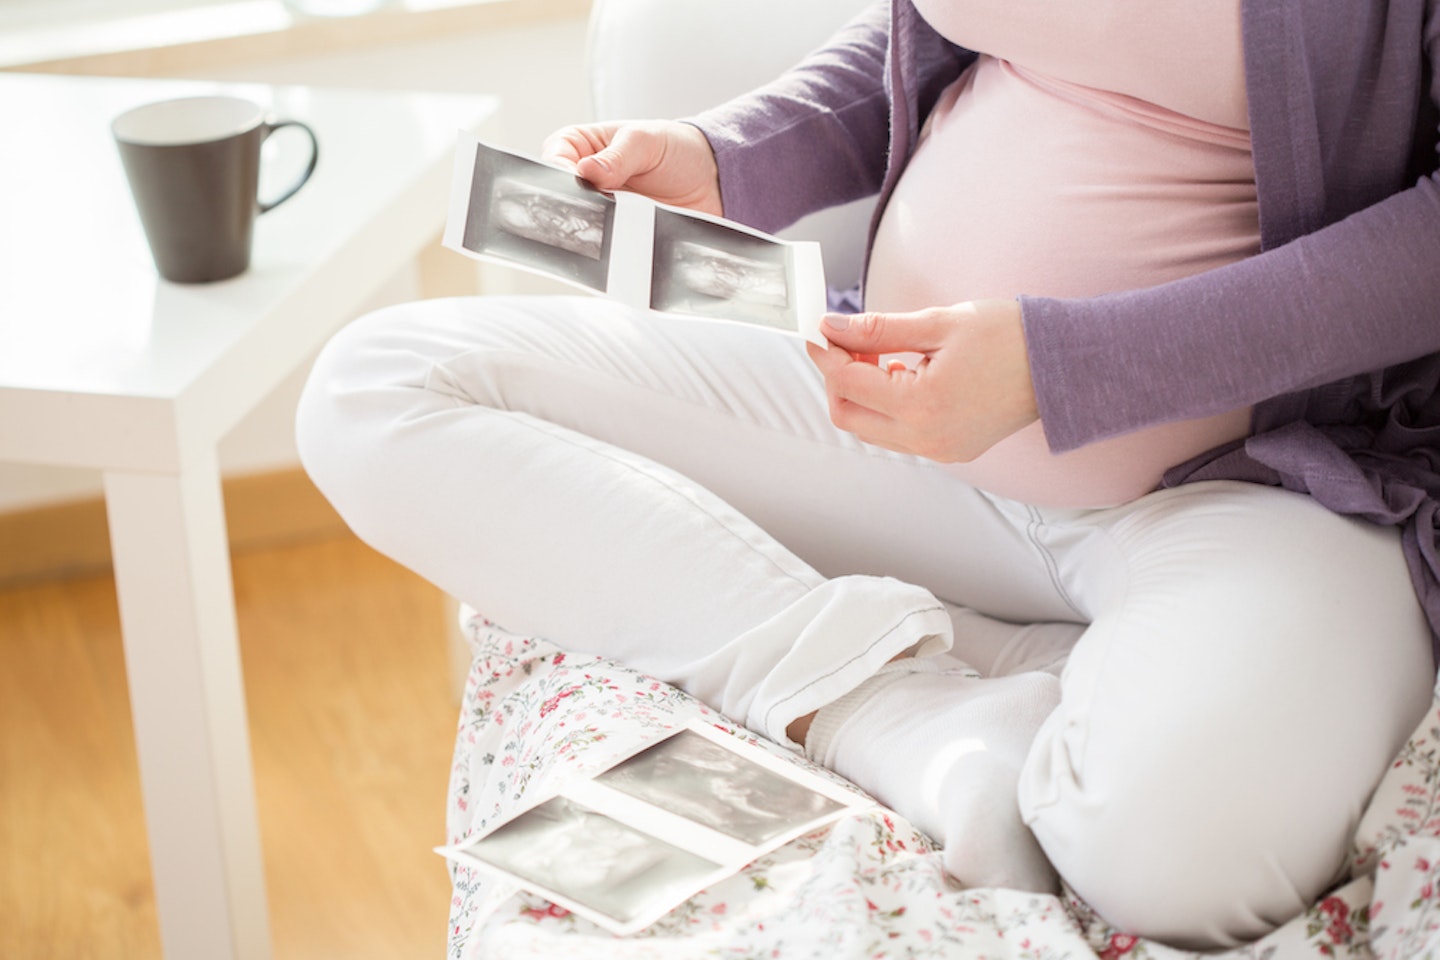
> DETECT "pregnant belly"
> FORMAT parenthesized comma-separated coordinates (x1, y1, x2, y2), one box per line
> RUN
(940, 413, 1252, 508)
(864, 57, 1260, 507)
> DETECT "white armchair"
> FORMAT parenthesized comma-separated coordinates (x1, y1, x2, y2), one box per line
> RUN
(583, 0, 878, 291)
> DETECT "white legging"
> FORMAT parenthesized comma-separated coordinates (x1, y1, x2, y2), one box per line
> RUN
(295, 295, 1434, 948)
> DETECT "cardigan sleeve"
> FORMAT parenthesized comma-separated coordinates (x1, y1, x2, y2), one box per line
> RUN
(685, 1, 893, 234)
(1022, 179, 1440, 452)
(1021, 1, 1440, 454)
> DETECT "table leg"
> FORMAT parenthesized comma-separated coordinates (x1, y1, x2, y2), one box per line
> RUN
(104, 458, 271, 960)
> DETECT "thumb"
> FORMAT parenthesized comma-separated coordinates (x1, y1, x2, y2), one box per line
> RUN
(575, 127, 659, 191)
(822, 310, 952, 355)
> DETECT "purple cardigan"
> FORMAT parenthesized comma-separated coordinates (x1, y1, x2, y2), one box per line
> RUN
(692, 0, 1440, 661)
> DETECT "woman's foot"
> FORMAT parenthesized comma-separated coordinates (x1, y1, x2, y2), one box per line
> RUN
(803, 659, 1062, 892)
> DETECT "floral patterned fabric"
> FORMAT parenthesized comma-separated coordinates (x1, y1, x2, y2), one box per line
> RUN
(445, 616, 1440, 959)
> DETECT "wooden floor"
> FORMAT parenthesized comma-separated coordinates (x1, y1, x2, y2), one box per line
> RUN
(0, 532, 458, 960)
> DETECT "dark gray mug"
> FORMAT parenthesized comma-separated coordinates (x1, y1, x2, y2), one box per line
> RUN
(112, 95, 319, 283)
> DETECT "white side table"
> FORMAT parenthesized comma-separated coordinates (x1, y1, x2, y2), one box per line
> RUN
(0, 73, 497, 960)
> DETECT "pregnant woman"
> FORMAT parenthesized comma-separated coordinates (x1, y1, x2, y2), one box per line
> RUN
(297, 0, 1440, 947)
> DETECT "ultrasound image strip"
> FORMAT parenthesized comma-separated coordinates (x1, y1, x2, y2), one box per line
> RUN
(436, 720, 872, 935)
(444, 137, 828, 344)
(461, 795, 724, 926)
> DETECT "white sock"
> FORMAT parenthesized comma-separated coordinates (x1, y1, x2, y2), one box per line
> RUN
(807, 662, 1061, 893)
(804, 656, 942, 762)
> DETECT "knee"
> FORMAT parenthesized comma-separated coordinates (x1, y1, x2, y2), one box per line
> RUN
(296, 304, 398, 486)
(1018, 716, 1355, 950)
(295, 299, 465, 532)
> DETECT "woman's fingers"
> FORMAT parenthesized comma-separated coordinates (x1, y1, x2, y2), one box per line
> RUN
(808, 300, 1038, 462)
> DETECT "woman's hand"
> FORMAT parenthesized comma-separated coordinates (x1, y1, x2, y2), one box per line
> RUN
(541, 120, 723, 217)
(805, 300, 1039, 462)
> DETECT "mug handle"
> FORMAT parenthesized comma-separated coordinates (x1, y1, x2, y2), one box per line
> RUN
(257, 119, 319, 214)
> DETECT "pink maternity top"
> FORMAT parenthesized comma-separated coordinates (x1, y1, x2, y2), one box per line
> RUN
(864, 1, 1261, 507)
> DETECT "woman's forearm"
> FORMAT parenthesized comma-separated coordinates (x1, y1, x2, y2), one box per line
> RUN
(1023, 173, 1440, 452)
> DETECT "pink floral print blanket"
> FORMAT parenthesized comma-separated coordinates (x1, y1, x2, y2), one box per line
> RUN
(445, 616, 1440, 959)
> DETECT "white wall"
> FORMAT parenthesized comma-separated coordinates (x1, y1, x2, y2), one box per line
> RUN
(0, 13, 589, 514)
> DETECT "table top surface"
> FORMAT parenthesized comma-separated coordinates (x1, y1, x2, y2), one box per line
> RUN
(0, 72, 493, 402)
